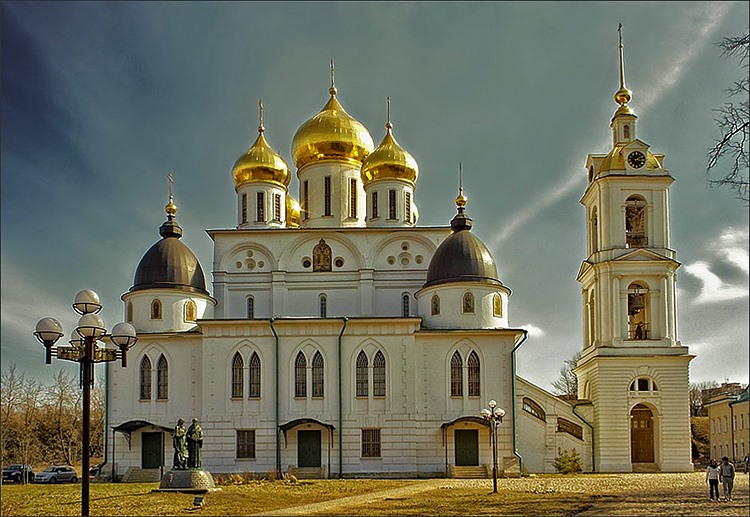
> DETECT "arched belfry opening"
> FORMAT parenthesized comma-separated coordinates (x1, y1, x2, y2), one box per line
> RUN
(627, 282, 649, 339)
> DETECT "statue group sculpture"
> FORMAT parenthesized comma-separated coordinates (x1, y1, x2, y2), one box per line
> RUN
(173, 417, 203, 470)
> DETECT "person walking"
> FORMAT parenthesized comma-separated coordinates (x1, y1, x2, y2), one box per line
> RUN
(719, 456, 735, 501)
(744, 453, 749, 474)
(706, 459, 720, 501)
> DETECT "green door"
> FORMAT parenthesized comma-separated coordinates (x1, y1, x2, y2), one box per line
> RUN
(142, 432, 163, 469)
(455, 429, 479, 466)
(298, 430, 321, 468)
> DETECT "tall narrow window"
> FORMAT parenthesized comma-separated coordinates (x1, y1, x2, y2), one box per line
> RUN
(157, 354, 168, 400)
(361, 429, 381, 458)
(319, 294, 327, 318)
(493, 294, 502, 317)
(402, 293, 410, 317)
(627, 282, 649, 340)
(388, 190, 396, 220)
(623, 125, 630, 140)
(324, 176, 331, 216)
(236, 430, 255, 459)
(151, 299, 162, 320)
(295, 352, 307, 398)
(274, 193, 281, 221)
(591, 207, 598, 253)
(467, 351, 480, 397)
(303, 180, 309, 220)
(625, 195, 647, 248)
(462, 292, 474, 314)
(373, 351, 386, 397)
(405, 191, 411, 223)
(185, 300, 197, 322)
(256, 192, 265, 222)
(249, 352, 261, 398)
(312, 351, 324, 398)
(356, 351, 368, 397)
(241, 193, 248, 223)
(139, 356, 152, 400)
(126, 302, 133, 323)
(232, 352, 244, 398)
(450, 351, 463, 397)
(372, 191, 378, 218)
(431, 295, 440, 316)
(350, 178, 357, 218)
(247, 296, 254, 319)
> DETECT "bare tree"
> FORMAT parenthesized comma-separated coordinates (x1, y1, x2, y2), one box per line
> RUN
(707, 30, 749, 204)
(552, 351, 582, 397)
(689, 380, 719, 417)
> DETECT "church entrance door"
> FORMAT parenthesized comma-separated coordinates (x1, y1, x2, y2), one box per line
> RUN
(630, 404, 654, 463)
(141, 432, 163, 469)
(298, 430, 321, 467)
(454, 429, 479, 466)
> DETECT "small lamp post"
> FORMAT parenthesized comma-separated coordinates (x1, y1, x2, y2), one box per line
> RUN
(481, 399, 505, 494)
(34, 290, 137, 517)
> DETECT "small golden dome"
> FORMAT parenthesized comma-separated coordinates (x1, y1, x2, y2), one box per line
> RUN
(361, 116, 418, 186)
(165, 201, 177, 216)
(292, 89, 374, 171)
(286, 193, 301, 228)
(599, 146, 662, 172)
(233, 101, 291, 189)
(614, 86, 631, 107)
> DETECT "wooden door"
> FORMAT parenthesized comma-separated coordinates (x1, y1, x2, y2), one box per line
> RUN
(630, 404, 654, 463)
(455, 429, 479, 466)
(298, 430, 321, 467)
(141, 432, 163, 469)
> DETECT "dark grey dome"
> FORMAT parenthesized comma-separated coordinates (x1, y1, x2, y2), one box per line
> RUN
(130, 217, 208, 295)
(424, 208, 501, 288)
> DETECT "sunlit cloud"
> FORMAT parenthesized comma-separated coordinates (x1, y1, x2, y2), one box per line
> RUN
(683, 261, 748, 304)
(714, 226, 750, 274)
(520, 323, 546, 338)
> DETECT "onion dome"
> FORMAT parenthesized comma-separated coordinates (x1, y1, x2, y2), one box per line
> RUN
(286, 193, 301, 228)
(361, 98, 418, 186)
(291, 65, 374, 170)
(233, 100, 291, 189)
(130, 189, 208, 295)
(424, 182, 501, 289)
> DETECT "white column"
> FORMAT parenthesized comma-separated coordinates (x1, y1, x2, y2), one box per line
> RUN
(661, 275, 669, 340)
(612, 276, 621, 342)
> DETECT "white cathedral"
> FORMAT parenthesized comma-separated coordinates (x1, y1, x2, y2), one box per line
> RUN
(106, 33, 694, 479)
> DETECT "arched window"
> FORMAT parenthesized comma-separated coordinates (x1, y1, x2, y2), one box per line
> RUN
(256, 191, 265, 222)
(126, 302, 133, 323)
(402, 293, 410, 317)
(625, 195, 647, 248)
(522, 397, 546, 421)
(294, 352, 307, 398)
(241, 193, 248, 224)
(231, 352, 244, 398)
(493, 294, 502, 318)
(431, 295, 440, 316)
(139, 356, 151, 400)
(467, 351, 480, 397)
(590, 207, 598, 253)
(247, 296, 254, 319)
(249, 352, 261, 398)
(629, 377, 658, 392)
(151, 299, 162, 320)
(312, 352, 324, 398)
(185, 300, 197, 322)
(623, 124, 630, 140)
(373, 351, 386, 397)
(356, 351, 368, 397)
(627, 282, 650, 340)
(462, 292, 474, 314)
(319, 294, 327, 318)
(450, 351, 463, 397)
(157, 354, 168, 400)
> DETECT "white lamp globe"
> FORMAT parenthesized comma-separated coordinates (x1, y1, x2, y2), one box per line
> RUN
(34, 317, 64, 345)
(76, 313, 106, 339)
(111, 322, 137, 348)
(481, 408, 492, 419)
(72, 289, 102, 315)
(494, 407, 505, 418)
(488, 399, 497, 409)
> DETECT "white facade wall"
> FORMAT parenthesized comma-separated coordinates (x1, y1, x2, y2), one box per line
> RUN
(122, 289, 214, 333)
(364, 179, 417, 227)
(236, 181, 287, 229)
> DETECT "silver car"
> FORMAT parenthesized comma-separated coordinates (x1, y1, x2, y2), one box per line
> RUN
(34, 465, 78, 484)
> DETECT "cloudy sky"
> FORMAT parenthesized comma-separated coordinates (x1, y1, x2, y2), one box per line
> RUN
(2, 1, 748, 391)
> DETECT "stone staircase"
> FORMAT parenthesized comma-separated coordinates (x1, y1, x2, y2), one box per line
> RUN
(288, 466, 325, 479)
(122, 467, 162, 483)
(451, 466, 489, 479)
(632, 462, 660, 473)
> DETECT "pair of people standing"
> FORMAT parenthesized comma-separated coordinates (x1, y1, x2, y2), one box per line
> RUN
(706, 456, 735, 502)
(172, 418, 204, 469)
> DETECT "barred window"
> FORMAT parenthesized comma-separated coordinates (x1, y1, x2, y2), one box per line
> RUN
(467, 351, 480, 397)
(522, 397, 546, 422)
(319, 294, 327, 318)
(185, 300, 197, 322)
(139, 356, 152, 400)
(236, 430, 255, 459)
(557, 418, 583, 440)
(324, 176, 331, 216)
(372, 191, 378, 218)
(295, 352, 307, 398)
(247, 296, 254, 319)
(151, 299, 162, 320)
(256, 192, 265, 222)
(388, 190, 396, 220)
(157, 354, 168, 400)
(361, 429, 381, 458)
(450, 351, 463, 397)
(356, 351, 368, 397)
(274, 193, 281, 221)
(231, 352, 244, 398)
(249, 352, 261, 398)
(402, 293, 410, 317)
(373, 351, 386, 397)
(405, 191, 411, 222)
(303, 180, 309, 220)
(241, 193, 248, 223)
(312, 351, 324, 398)
(350, 178, 357, 218)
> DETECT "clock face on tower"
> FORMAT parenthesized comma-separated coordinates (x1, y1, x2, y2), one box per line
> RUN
(627, 151, 646, 169)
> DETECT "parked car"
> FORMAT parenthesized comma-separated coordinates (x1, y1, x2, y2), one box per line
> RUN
(2, 464, 35, 483)
(89, 462, 105, 477)
(34, 465, 78, 484)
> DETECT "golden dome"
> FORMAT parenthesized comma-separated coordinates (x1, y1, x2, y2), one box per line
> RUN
(233, 101, 291, 189)
(286, 193, 301, 228)
(599, 146, 662, 172)
(361, 104, 418, 186)
(292, 87, 374, 171)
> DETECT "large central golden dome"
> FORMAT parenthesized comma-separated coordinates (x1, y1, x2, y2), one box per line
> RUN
(292, 87, 374, 171)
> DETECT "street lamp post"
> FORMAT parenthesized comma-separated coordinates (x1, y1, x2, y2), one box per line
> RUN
(34, 290, 137, 517)
(481, 399, 505, 494)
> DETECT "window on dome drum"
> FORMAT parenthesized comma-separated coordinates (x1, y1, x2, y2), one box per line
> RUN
(247, 297, 254, 319)
(405, 192, 411, 223)
(151, 299, 162, 320)
(295, 352, 307, 398)
(388, 190, 396, 220)
(625, 195, 647, 248)
(126, 302, 133, 323)
(557, 418, 583, 440)
(402, 294, 410, 317)
(324, 176, 331, 216)
(312, 351, 324, 398)
(361, 429, 381, 458)
(274, 193, 281, 221)
(249, 352, 261, 398)
(372, 191, 378, 218)
(356, 351, 368, 397)
(431, 295, 440, 316)
(462, 292, 474, 314)
(157, 354, 168, 400)
(350, 178, 357, 219)
(256, 192, 265, 222)
(303, 180, 309, 220)
(522, 397, 546, 422)
(236, 430, 255, 459)
(241, 193, 248, 224)
(493, 294, 502, 317)
(629, 377, 658, 392)
(450, 351, 463, 397)
(232, 352, 244, 398)
(373, 351, 386, 397)
(467, 351, 480, 397)
(627, 282, 649, 340)
(139, 356, 152, 400)
(185, 300, 197, 322)
(319, 294, 327, 318)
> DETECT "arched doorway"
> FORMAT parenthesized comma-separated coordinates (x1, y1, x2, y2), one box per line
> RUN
(630, 404, 654, 463)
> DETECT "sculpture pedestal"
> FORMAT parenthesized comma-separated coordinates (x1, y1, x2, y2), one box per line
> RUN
(156, 468, 218, 493)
